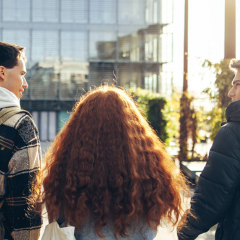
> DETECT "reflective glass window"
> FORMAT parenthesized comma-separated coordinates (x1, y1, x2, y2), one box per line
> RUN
(118, 63, 142, 90)
(2, 30, 30, 60)
(61, 0, 88, 23)
(145, 0, 160, 23)
(32, 31, 59, 62)
(161, 33, 173, 63)
(29, 62, 59, 100)
(61, 32, 87, 62)
(161, 63, 173, 96)
(131, 64, 142, 89)
(144, 64, 160, 93)
(118, 32, 142, 61)
(118, 33, 131, 61)
(31, 31, 59, 100)
(130, 34, 141, 61)
(88, 63, 115, 87)
(3, 0, 30, 22)
(89, 32, 116, 60)
(40, 111, 48, 141)
(90, 0, 116, 24)
(161, 0, 173, 24)
(145, 72, 158, 93)
(32, 0, 59, 22)
(60, 62, 89, 99)
(32, 112, 39, 130)
(118, 63, 130, 89)
(118, 0, 144, 24)
(49, 112, 57, 140)
(2, 29, 31, 100)
(58, 111, 70, 130)
(145, 34, 159, 62)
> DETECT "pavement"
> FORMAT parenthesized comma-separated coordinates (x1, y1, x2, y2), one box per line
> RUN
(154, 224, 216, 240)
(153, 192, 216, 240)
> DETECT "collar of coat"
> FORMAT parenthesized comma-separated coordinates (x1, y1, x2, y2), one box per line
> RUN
(222, 99, 240, 125)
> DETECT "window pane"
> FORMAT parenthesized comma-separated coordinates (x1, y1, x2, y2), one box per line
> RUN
(118, 32, 143, 61)
(29, 62, 59, 99)
(32, 0, 59, 22)
(89, 32, 116, 60)
(2, 30, 30, 60)
(161, 0, 173, 24)
(61, 32, 87, 62)
(118, 0, 144, 24)
(49, 112, 57, 140)
(3, 0, 30, 22)
(58, 111, 70, 130)
(144, 64, 160, 93)
(161, 63, 173, 96)
(61, 0, 88, 23)
(32, 112, 39, 129)
(145, 73, 158, 93)
(90, 0, 116, 24)
(131, 34, 141, 61)
(145, 34, 159, 62)
(29, 29, 59, 100)
(60, 62, 89, 99)
(40, 112, 48, 141)
(118, 63, 131, 89)
(146, 0, 160, 24)
(118, 63, 142, 90)
(161, 33, 173, 63)
(131, 64, 142, 89)
(32, 31, 59, 62)
(118, 33, 131, 61)
(88, 62, 115, 87)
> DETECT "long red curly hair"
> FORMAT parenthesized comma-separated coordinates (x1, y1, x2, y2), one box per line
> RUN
(31, 85, 188, 238)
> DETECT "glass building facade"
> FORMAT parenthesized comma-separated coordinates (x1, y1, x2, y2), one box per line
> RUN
(0, 0, 173, 141)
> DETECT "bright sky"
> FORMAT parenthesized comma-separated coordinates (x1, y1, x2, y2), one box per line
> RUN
(172, 0, 239, 96)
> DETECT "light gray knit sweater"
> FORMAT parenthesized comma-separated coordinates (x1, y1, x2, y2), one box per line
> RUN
(58, 215, 157, 240)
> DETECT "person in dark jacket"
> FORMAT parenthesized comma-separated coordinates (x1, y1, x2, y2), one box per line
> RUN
(177, 58, 240, 240)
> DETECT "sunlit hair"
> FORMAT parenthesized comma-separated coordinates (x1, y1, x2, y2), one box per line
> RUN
(30, 85, 188, 238)
(229, 59, 240, 72)
(0, 41, 26, 68)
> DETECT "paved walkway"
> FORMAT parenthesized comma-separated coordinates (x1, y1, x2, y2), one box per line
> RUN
(154, 224, 216, 240)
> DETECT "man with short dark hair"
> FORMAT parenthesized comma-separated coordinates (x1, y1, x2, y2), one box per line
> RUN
(178, 59, 240, 240)
(0, 42, 42, 239)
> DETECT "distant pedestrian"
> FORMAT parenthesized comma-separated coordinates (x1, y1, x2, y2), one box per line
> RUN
(0, 42, 42, 239)
(178, 59, 240, 240)
(31, 85, 188, 240)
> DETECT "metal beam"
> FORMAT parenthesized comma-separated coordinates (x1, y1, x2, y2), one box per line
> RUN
(225, 0, 236, 59)
(183, 0, 188, 92)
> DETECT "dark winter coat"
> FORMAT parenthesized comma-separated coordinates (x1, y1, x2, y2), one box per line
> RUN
(178, 99, 240, 240)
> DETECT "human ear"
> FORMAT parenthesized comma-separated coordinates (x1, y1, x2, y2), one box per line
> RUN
(0, 66, 5, 81)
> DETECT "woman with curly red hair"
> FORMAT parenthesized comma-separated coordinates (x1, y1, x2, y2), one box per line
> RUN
(31, 85, 188, 239)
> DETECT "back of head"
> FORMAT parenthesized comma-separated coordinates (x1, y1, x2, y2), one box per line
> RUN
(229, 59, 240, 72)
(32, 85, 188, 238)
(0, 41, 26, 68)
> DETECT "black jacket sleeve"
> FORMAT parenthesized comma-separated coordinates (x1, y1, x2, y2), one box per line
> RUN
(177, 123, 240, 240)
